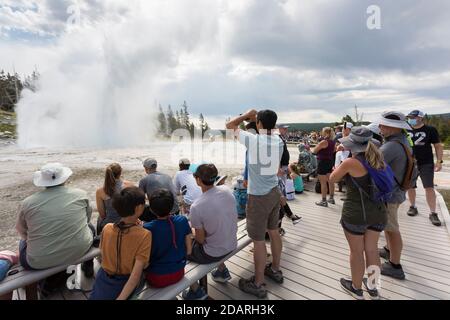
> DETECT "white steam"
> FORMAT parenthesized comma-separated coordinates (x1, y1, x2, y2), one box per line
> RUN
(16, 0, 221, 147)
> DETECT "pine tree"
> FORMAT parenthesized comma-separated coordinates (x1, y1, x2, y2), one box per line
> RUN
(166, 105, 178, 134)
(199, 113, 210, 135)
(176, 110, 182, 129)
(157, 104, 167, 136)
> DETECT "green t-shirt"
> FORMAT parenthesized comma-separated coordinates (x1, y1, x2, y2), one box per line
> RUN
(16, 186, 93, 269)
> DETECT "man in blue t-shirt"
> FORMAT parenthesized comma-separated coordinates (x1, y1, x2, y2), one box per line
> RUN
(226, 109, 284, 299)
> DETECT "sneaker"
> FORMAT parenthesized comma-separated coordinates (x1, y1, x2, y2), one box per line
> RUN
(264, 263, 284, 284)
(315, 200, 328, 207)
(211, 267, 231, 283)
(291, 215, 302, 225)
(238, 276, 267, 298)
(378, 246, 390, 261)
(381, 262, 406, 280)
(182, 287, 208, 300)
(407, 206, 419, 216)
(279, 228, 286, 237)
(340, 278, 364, 300)
(328, 198, 336, 205)
(363, 278, 380, 300)
(429, 213, 442, 227)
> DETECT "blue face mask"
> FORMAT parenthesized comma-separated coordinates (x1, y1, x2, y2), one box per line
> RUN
(408, 118, 418, 126)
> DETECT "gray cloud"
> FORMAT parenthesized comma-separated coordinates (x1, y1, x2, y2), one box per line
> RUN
(2, 0, 450, 129)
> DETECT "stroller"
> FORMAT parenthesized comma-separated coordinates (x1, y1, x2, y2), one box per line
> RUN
(296, 143, 318, 181)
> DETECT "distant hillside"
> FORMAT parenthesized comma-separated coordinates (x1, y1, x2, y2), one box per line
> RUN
(433, 113, 450, 120)
(282, 123, 334, 132)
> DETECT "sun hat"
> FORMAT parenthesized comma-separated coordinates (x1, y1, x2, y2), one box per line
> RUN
(33, 163, 73, 187)
(143, 158, 157, 168)
(407, 110, 425, 118)
(375, 111, 412, 130)
(338, 126, 381, 154)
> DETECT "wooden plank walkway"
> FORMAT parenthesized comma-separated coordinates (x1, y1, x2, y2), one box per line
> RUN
(12, 185, 450, 300)
(208, 185, 450, 300)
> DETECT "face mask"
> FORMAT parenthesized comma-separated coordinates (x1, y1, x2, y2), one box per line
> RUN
(408, 118, 418, 126)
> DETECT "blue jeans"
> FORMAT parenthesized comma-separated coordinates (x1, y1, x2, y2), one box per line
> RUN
(0, 259, 12, 281)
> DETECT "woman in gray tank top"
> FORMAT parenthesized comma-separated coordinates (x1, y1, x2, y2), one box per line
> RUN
(329, 127, 387, 300)
(96, 163, 134, 233)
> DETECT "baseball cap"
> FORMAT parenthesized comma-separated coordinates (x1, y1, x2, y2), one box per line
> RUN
(407, 110, 425, 118)
(143, 158, 157, 168)
(179, 158, 191, 165)
(344, 122, 354, 129)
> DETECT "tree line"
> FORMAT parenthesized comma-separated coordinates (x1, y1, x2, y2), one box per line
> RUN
(0, 70, 39, 112)
(157, 101, 210, 137)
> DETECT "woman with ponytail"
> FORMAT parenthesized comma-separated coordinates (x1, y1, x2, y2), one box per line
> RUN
(96, 163, 134, 233)
(329, 127, 388, 300)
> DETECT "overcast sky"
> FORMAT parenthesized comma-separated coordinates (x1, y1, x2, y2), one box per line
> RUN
(1, 0, 450, 128)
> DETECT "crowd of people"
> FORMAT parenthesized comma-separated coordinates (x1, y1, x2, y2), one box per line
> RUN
(0, 108, 445, 301)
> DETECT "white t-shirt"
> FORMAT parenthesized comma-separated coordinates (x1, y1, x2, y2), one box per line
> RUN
(237, 130, 283, 196)
(335, 150, 350, 168)
(174, 170, 202, 205)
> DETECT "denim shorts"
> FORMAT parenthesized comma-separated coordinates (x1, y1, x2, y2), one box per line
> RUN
(340, 219, 385, 236)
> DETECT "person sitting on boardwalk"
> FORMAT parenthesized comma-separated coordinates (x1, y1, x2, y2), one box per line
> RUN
(15, 163, 94, 277)
(139, 158, 180, 220)
(144, 189, 192, 288)
(90, 187, 150, 300)
(226, 109, 284, 299)
(174, 158, 202, 216)
(377, 111, 412, 280)
(96, 163, 134, 233)
(330, 127, 388, 300)
(313, 127, 336, 207)
(182, 164, 238, 300)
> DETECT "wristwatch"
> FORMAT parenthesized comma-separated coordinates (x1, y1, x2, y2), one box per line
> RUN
(437, 160, 444, 164)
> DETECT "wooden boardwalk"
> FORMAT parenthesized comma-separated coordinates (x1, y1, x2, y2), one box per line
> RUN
(208, 186, 450, 300)
(12, 185, 450, 300)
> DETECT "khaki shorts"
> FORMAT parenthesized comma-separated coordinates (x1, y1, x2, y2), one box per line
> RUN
(385, 203, 400, 232)
(246, 187, 281, 241)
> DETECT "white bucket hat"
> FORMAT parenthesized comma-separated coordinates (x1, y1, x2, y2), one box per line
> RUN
(33, 163, 73, 187)
(375, 111, 412, 130)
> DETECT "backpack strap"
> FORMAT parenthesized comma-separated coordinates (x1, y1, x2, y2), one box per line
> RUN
(392, 141, 414, 190)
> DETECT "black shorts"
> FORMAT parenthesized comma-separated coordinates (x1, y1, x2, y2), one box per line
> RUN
(414, 163, 435, 189)
(187, 241, 229, 265)
(317, 159, 334, 175)
(341, 220, 385, 236)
